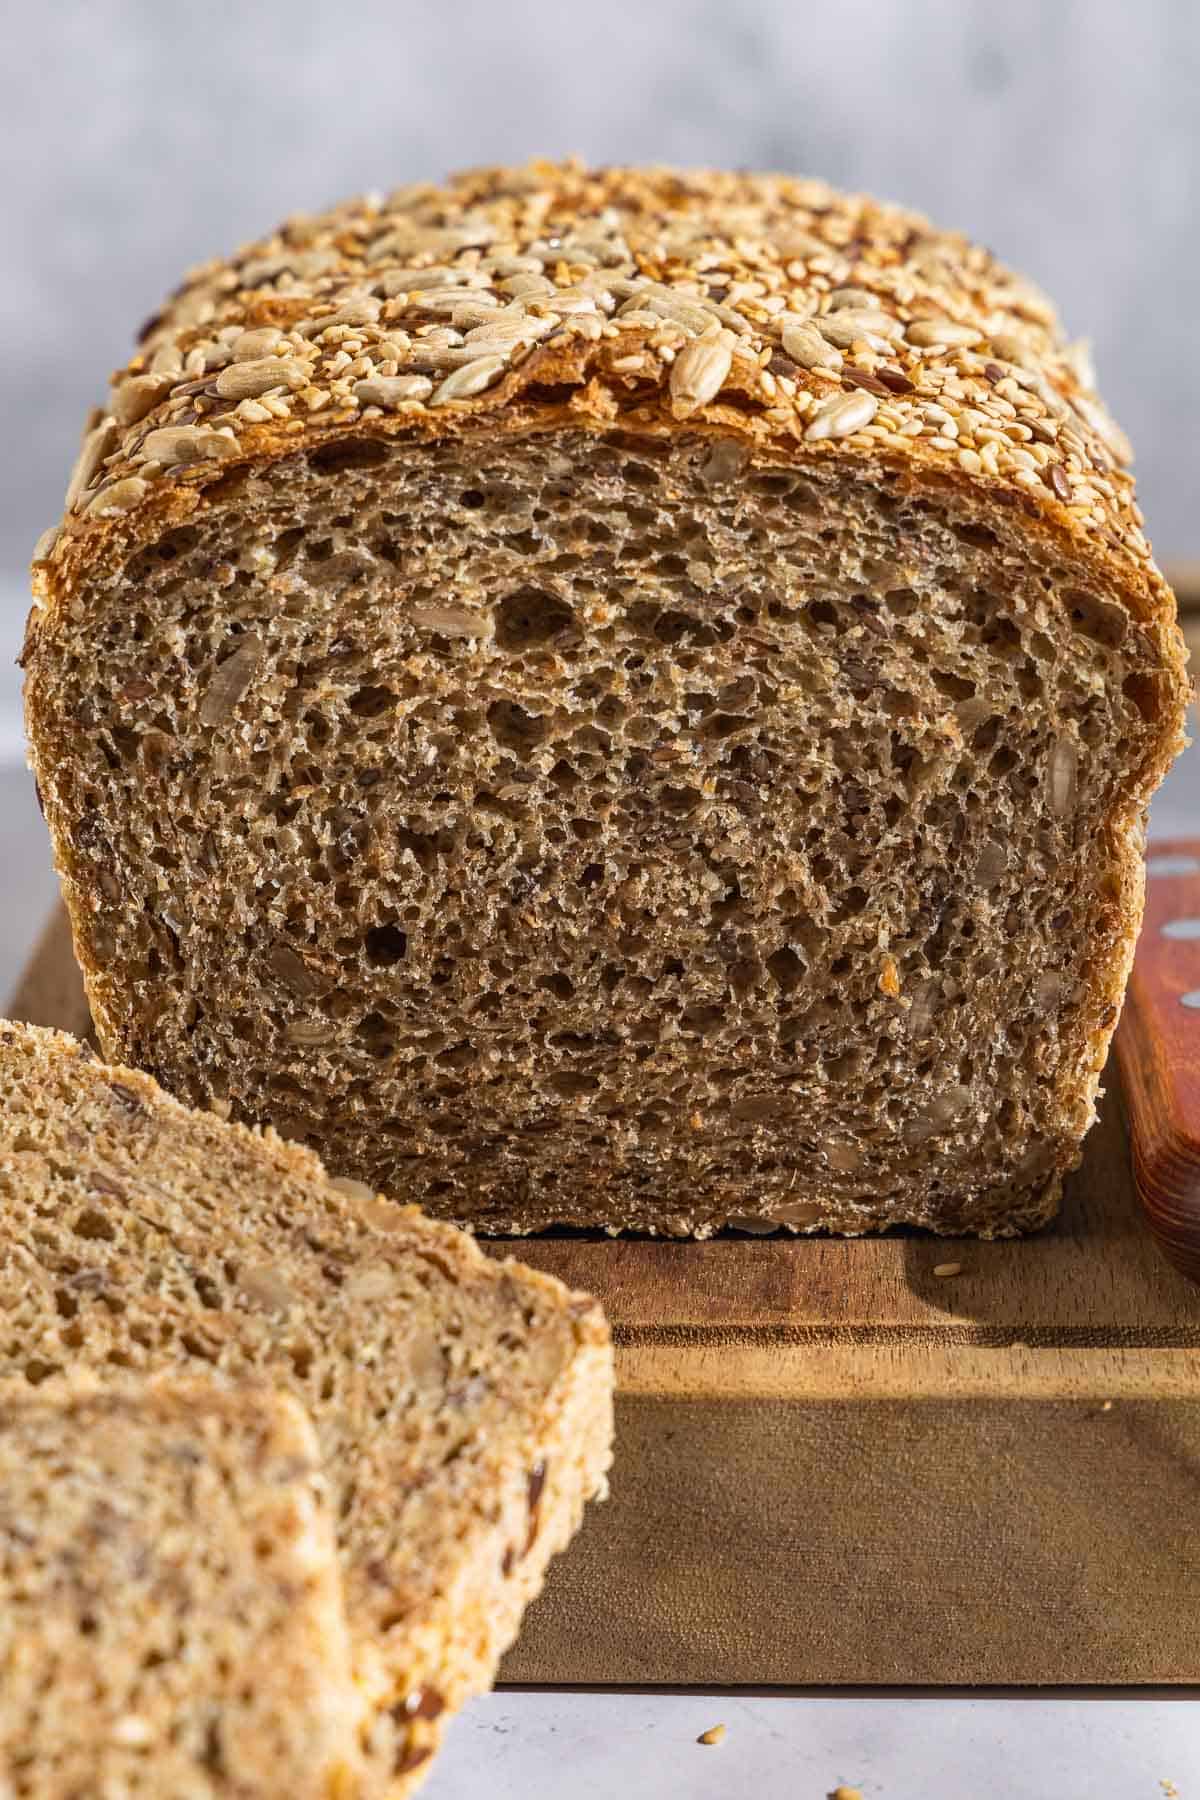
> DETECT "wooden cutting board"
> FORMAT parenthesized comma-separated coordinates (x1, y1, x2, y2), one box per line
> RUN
(10, 901, 1200, 1687)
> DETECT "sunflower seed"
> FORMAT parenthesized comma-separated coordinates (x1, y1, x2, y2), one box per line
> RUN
(170, 289, 216, 330)
(773, 230, 833, 261)
(86, 476, 149, 516)
(488, 254, 547, 279)
(781, 319, 843, 370)
(406, 290, 491, 317)
(354, 374, 434, 409)
(295, 297, 382, 337)
(1071, 391, 1132, 465)
(826, 286, 879, 311)
(375, 264, 464, 296)
(139, 425, 239, 467)
(905, 317, 983, 349)
(215, 358, 307, 400)
(815, 309, 903, 350)
(66, 418, 119, 509)
(498, 273, 554, 298)
(622, 289, 716, 336)
(448, 299, 506, 330)
(284, 1020, 336, 1046)
(1030, 372, 1071, 421)
(1047, 738, 1078, 816)
(988, 332, 1034, 365)
(200, 634, 264, 726)
(429, 355, 507, 406)
(804, 389, 879, 441)
(540, 289, 602, 317)
(410, 606, 492, 637)
(1062, 338, 1097, 391)
(31, 526, 61, 562)
(231, 327, 284, 360)
(670, 331, 733, 418)
(110, 373, 175, 427)
(149, 344, 184, 376)
(464, 313, 551, 346)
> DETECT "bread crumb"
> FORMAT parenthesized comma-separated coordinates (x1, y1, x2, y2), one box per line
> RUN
(830, 1787, 864, 1800)
(933, 1261, 963, 1279)
(1160, 1781, 1178, 1798)
(879, 955, 901, 997)
(697, 1724, 726, 1746)
(1101, 1399, 1113, 1412)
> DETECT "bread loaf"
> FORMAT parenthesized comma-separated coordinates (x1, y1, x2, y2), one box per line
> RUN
(0, 1021, 613, 1794)
(0, 1378, 363, 1798)
(25, 162, 1189, 1236)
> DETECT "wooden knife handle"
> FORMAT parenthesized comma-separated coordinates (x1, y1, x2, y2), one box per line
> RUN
(1115, 841, 1200, 1282)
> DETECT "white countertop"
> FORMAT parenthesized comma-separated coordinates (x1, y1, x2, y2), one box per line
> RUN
(423, 1691, 1197, 1798)
(1, 737, 1197, 1798)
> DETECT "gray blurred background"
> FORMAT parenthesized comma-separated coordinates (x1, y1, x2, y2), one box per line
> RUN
(4, 0, 1199, 762)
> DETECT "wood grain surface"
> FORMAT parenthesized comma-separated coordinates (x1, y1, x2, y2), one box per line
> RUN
(12, 905, 1200, 1686)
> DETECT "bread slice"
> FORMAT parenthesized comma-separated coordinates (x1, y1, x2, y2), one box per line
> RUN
(0, 1021, 613, 1795)
(0, 1377, 362, 1799)
(25, 162, 1189, 1236)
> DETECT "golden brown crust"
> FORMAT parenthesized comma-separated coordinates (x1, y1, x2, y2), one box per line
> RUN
(28, 159, 1185, 672)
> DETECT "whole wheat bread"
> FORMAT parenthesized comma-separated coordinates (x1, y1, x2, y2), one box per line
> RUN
(24, 162, 1190, 1235)
(0, 1377, 362, 1799)
(0, 1021, 612, 1795)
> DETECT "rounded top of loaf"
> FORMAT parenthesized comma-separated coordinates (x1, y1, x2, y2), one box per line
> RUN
(31, 159, 1170, 623)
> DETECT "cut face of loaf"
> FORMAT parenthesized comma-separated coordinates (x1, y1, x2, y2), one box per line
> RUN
(0, 1022, 613, 1796)
(25, 163, 1189, 1236)
(0, 1379, 363, 1799)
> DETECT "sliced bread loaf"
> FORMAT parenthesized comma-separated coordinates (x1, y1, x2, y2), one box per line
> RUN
(0, 1021, 613, 1794)
(0, 1377, 362, 1798)
(24, 162, 1189, 1235)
